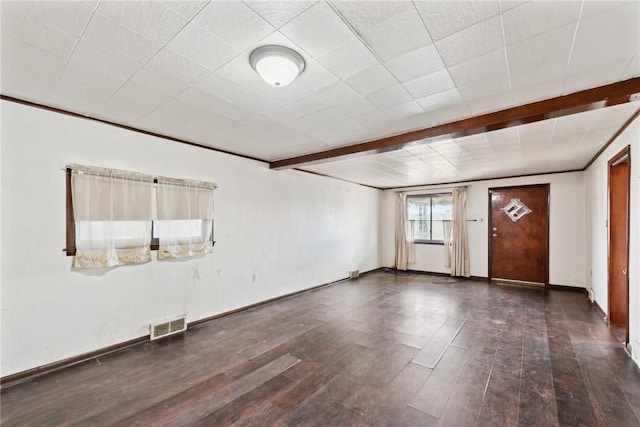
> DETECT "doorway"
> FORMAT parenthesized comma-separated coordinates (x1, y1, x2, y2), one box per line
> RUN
(489, 184, 549, 286)
(608, 146, 630, 344)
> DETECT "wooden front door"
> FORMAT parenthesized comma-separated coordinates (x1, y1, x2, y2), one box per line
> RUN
(608, 146, 630, 337)
(489, 184, 549, 285)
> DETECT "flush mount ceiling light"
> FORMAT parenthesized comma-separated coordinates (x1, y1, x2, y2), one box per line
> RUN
(249, 45, 305, 87)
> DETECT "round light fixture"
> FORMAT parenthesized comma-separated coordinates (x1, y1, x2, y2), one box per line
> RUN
(249, 45, 305, 87)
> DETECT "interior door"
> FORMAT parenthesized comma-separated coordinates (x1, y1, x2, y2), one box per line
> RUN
(608, 146, 630, 339)
(489, 184, 549, 285)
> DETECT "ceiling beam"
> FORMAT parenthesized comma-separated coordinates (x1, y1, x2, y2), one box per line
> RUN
(270, 77, 640, 170)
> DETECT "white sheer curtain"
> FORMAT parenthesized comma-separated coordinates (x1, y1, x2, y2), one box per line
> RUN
(450, 186, 470, 277)
(156, 177, 216, 259)
(395, 192, 414, 270)
(443, 220, 452, 268)
(70, 164, 154, 269)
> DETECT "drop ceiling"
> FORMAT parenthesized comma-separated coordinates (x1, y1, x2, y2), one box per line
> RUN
(1, 0, 639, 188)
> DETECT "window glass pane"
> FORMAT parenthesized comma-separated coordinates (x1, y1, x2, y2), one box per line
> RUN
(75, 221, 150, 249)
(431, 220, 445, 241)
(431, 195, 452, 220)
(153, 220, 205, 244)
(407, 198, 430, 240)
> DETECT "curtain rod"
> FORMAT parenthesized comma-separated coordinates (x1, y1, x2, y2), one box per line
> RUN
(394, 184, 469, 193)
(62, 167, 218, 190)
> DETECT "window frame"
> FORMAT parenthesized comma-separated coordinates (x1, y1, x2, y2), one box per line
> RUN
(406, 192, 452, 245)
(65, 169, 215, 256)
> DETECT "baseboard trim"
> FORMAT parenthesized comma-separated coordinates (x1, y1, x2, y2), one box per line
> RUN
(189, 267, 383, 329)
(1, 267, 384, 388)
(0, 335, 149, 388)
(386, 268, 488, 281)
(592, 299, 608, 322)
(548, 284, 588, 294)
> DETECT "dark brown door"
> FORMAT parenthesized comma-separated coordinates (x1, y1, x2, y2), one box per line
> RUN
(608, 146, 630, 337)
(489, 185, 549, 285)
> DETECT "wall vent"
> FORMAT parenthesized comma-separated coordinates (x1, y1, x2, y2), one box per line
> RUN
(349, 270, 360, 279)
(150, 315, 187, 340)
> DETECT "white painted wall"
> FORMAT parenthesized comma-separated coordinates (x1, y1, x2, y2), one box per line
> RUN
(381, 172, 586, 286)
(585, 116, 639, 366)
(0, 101, 381, 377)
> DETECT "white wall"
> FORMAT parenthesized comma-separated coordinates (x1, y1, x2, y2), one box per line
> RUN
(585, 116, 639, 366)
(382, 172, 586, 286)
(0, 101, 381, 377)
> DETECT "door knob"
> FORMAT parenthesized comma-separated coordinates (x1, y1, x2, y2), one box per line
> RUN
(623, 268, 627, 276)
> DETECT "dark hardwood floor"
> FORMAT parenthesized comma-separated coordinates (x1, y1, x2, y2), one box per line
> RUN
(3, 271, 640, 426)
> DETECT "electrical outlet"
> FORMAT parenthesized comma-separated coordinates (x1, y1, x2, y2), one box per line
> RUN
(252, 274, 257, 282)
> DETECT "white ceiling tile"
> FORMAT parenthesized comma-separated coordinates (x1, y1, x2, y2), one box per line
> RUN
(580, 0, 635, 18)
(51, 60, 126, 106)
(361, 8, 433, 61)
(318, 39, 378, 79)
(465, 92, 512, 115)
(146, 48, 211, 86)
(435, 15, 504, 67)
(330, 0, 413, 33)
(385, 44, 446, 83)
(280, 1, 355, 57)
(313, 81, 362, 107)
(344, 65, 398, 96)
(383, 101, 423, 120)
(165, 23, 239, 72)
(502, 0, 582, 46)
(569, 34, 638, 75)
(499, 1, 528, 12)
(402, 69, 455, 99)
(366, 85, 413, 108)
(458, 75, 510, 103)
(419, 103, 471, 127)
(194, 1, 275, 51)
(71, 39, 142, 81)
(245, 1, 317, 29)
(98, 82, 170, 123)
(2, 0, 94, 36)
(0, 36, 66, 99)
(197, 73, 280, 114)
(96, 1, 189, 44)
(621, 52, 640, 79)
(294, 57, 340, 91)
(448, 49, 507, 87)
(506, 23, 576, 71)
(129, 65, 191, 97)
(136, 98, 209, 134)
(509, 54, 568, 90)
(83, 13, 161, 62)
(160, 1, 208, 19)
(325, 98, 377, 120)
(1, 7, 78, 58)
(416, 0, 500, 41)
(562, 59, 629, 94)
(510, 78, 564, 106)
(352, 109, 389, 128)
(574, 1, 639, 50)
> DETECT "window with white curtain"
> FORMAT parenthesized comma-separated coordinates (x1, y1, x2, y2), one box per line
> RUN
(69, 165, 154, 268)
(155, 177, 215, 259)
(406, 193, 452, 244)
(66, 165, 217, 268)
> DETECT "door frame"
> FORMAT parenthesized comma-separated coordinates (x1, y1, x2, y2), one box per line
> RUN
(607, 145, 631, 343)
(488, 183, 550, 287)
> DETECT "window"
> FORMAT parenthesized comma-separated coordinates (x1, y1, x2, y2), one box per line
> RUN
(66, 167, 216, 264)
(407, 193, 452, 244)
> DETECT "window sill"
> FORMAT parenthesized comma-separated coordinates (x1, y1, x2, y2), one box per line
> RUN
(413, 241, 445, 245)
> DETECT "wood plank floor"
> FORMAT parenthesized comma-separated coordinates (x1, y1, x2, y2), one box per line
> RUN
(3, 271, 640, 426)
